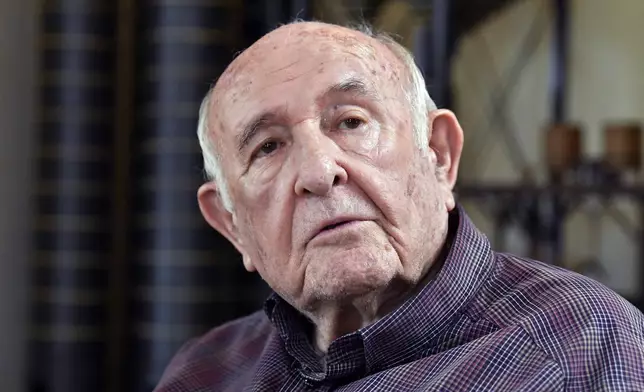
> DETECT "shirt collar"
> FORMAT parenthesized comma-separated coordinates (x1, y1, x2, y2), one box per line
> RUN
(264, 204, 495, 376)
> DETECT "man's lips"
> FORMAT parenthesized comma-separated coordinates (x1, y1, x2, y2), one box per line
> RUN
(308, 216, 368, 243)
(320, 220, 354, 232)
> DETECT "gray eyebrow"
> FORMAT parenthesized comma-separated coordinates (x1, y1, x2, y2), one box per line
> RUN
(236, 112, 274, 154)
(323, 77, 378, 100)
(235, 77, 377, 154)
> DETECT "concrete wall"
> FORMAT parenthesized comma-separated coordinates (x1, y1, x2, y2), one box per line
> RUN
(0, 1, 37, 391)
(453, 0, 644, 296)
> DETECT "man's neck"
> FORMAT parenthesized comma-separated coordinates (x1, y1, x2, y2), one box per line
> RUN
(311, 257, 446, 353)
(310, 283, 402, 352)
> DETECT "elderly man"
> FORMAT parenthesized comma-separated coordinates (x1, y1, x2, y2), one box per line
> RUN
(155, 21, 644, 391)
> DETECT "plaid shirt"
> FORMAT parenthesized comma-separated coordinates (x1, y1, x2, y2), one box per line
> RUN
(155, 206, 644, 391)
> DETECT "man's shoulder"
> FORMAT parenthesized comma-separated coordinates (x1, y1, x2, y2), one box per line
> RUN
(174, 310, 275, 362)
(488, 252, 644, 357)
(488, 253, 644, 388)
(154, 310, 276, 391)
(490, 252, 643, 326)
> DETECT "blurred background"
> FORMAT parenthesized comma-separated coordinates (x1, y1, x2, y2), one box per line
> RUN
(1, 0, 643, 391)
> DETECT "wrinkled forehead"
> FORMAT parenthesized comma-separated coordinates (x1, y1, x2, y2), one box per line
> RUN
(209, 23, 405, 140)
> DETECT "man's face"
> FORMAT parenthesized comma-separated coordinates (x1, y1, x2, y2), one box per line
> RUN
(199, 23, 462, 312)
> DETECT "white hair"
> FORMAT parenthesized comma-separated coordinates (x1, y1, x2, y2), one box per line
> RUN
(197, 21, 437, 212)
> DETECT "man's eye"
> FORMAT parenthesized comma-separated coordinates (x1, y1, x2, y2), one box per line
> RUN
(255, 140, 280, 158)
(338, 118, 364, 130)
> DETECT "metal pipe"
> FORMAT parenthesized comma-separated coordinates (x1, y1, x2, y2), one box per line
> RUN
(550, 0, 570, 122)
(431, 0, 451, 109)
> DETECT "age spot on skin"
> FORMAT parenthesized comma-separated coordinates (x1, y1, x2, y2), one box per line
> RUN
(405, 173, 416, 198)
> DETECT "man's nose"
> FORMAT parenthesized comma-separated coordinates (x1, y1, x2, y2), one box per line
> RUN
(293, 137, 348, 196)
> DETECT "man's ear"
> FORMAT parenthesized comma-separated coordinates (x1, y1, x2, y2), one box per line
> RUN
(197, 182, 256, 272)
(427, 109, 464, 211)
(428, 109, 464, 189)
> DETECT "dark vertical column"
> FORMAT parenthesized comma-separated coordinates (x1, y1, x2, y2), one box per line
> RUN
(29, 2, 116, 392)
(108, 1, 136, 392)
(430, 0, 452, 109)
(550, 0, 570, 123)
(544, 0, 571, 266)
(128, 2, 266, 391)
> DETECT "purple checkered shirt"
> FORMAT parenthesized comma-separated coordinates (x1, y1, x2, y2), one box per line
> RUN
(155, 206, 644, 391)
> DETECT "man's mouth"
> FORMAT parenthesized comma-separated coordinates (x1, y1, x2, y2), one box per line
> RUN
(307, 217, 371, 244)
(320, 220, 353, 232)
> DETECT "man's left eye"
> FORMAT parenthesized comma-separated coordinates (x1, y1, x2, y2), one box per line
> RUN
(338, 118, 364, 130)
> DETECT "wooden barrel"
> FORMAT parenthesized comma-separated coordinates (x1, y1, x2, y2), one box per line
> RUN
(604, 122, 642, 171)
(546, 123, 583, 174)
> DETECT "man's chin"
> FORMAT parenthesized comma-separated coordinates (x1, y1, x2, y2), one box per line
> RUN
(305, 264, 396, 304)
(299, 246, 401, 304)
